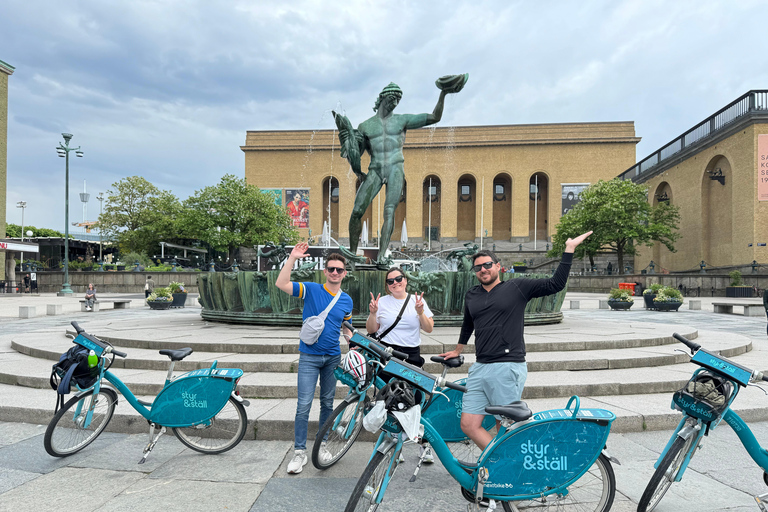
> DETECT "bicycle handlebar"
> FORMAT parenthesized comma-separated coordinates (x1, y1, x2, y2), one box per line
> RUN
(111, 348, 127, 358)
(342, 321, 401, 363)
(673, 332, 701, 354)
(71, 321, 85, 334)
(442, 379, 467, 393)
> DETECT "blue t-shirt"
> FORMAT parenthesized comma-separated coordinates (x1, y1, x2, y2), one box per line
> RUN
(293, 281, 353, 356)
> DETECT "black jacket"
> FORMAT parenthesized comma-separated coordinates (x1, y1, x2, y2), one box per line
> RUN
(458, 253, 573, 363)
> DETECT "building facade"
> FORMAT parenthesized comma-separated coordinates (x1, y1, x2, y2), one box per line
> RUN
(243, 122, 639, 248)
(624, 90, 768, 271)
(0, 59, 15, 281)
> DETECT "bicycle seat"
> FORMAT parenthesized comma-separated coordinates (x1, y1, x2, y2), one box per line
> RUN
(430, 355, 464, 368)
(159, 348, 194, 361)
(485, 401, 532, 422)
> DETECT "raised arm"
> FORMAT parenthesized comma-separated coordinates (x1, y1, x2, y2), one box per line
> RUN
(405, 91, 448, 130)
(274, 242, 309, 295)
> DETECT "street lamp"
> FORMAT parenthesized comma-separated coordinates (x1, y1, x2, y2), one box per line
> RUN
(56, 133, 84, 296)
(97, 192, 104, 263)
(16, 201, 26, 265)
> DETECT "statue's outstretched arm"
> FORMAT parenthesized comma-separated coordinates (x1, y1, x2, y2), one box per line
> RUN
(406, 73, 469, 129)
(332, 111, 364, 178)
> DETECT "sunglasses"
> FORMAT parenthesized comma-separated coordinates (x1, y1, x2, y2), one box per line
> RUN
(326, 266, 345, 274)
(386, 275, 405, 285)
(471, 261, 495, 273)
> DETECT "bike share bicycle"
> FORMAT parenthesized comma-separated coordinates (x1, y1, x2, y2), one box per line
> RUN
(344, 323, 620, 512)
(312, 323, 494, 470)
(638, 333, 768, 512)
(45, 321, 249, 462)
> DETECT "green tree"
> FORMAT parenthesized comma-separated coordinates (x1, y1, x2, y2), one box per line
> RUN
(177, 174, 298, 262)
(98, 176, 181, 255)
(548, 178, 681, 273)
(5, 224, 68, 238)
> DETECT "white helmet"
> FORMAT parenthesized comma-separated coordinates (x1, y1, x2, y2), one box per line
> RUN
(342, 349, 367, 383)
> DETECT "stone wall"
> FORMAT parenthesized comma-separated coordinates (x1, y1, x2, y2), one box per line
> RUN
(33, 271, 201, 294)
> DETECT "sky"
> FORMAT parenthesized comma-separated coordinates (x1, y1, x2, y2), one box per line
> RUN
(2, 0, 767, 232)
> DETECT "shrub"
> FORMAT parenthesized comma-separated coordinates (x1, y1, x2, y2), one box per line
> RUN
(120, 252, 153, 268)
(729, 270, 744, 287)
(654, 286, 683, 302)
(168, 281, 186, 293)
(608, 288, 634, 302)
(148, 287, 172, 301)
(643, 283, 664, 295)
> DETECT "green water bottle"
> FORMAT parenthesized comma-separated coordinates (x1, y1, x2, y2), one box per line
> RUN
(87, 350, 98, 368)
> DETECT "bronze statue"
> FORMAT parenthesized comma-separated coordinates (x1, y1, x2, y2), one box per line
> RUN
(257, 242, 288, 269)
(333, 74, 468, 265)
(447, 242, 479, 272)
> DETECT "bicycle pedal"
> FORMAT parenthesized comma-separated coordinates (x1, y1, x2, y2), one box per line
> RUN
(756, 493, 768, 512)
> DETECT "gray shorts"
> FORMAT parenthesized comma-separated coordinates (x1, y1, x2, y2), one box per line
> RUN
(463, 361, 528, 416)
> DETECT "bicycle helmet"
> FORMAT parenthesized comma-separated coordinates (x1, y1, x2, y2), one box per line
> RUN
(687, 371, 733, 408)
(382, 380, 416, 412)
(342, 349, 367, 384)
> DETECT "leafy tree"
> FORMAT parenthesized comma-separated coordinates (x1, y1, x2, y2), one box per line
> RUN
(98, 176, 181, 255)
(6, 224, 68, 238)
(177, 174, 298, 262)
(548, 178, 681, 273)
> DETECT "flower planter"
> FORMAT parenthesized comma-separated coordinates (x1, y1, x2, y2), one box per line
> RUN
(643, 293, 657, 310)
(726, 286, 752, 298)
(116, 265, 126, 271)
(608, 300, 633, 310)
(147, 300, 173, 310)
(513, 266, 527, 273)
(171, 293, 187, 308)
(654, 301, 682, 312)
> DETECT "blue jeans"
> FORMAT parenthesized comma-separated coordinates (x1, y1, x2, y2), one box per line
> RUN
(294, 352, 341, 451)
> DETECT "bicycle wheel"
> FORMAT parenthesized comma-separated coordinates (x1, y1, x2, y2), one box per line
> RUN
(312, 395, 369, 469)
(638, 434, 697, 512)
(44, 388, 118, 457)
(172, 396, 247, 454)
(345, 444, 400, 512)
(501, 453, 615, 512)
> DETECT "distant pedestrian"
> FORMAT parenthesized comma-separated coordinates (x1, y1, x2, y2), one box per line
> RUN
(145, 275, 155, 298)
(763, 289, 768, 336)
(23, 274, 30, 293)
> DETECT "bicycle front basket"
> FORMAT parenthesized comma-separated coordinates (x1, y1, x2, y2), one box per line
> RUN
(672, 371, 734, 422)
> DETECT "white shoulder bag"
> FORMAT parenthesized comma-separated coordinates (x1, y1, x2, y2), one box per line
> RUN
(299, 289, 342, 345)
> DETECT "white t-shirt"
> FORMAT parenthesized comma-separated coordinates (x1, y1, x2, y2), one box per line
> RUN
(375, 294, 433, 348)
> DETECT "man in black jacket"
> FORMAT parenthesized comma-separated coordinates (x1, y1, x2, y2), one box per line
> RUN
(439, 231, 591, 449)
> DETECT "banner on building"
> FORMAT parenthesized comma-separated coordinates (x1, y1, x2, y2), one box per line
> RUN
(759, 135, 768, 201)
(561, 183, 589, 215)
(261, 188, 283, 206)
(285, 189, 310, 228)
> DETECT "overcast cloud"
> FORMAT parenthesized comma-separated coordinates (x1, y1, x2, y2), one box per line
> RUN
(2, 0, 767, 230)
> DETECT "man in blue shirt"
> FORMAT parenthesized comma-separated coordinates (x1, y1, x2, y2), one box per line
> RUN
(275, 242, 353, 474)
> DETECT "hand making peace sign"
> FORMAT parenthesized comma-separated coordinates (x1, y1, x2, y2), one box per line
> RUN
(369, 292, 381, 315)
(414, 292, 426, 315)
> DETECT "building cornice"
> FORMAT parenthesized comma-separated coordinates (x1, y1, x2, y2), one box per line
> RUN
(0, 59, 15, 76)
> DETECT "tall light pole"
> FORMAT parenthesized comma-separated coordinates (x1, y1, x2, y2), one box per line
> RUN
(56, 133, 83, 296)
(16, 201, 26, 264)
(97, 192, 104, 263)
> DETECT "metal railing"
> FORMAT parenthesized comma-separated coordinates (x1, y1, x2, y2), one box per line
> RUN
(619, 90, 768, 181)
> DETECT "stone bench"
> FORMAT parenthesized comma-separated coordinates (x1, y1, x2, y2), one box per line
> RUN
(712, 302, 765, 317)
(79, 299, 132, 312)
(599, 299, 609, 310)
(570, 300, 580, 309)
(19, 306, 35, 318)
(688, 300, 701, 310)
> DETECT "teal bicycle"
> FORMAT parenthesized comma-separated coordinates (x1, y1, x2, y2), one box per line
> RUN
(312, 323, 495, 470)
(638, 333, 768, 512)
(44, 321, 249, 462)
(345, 324, 619, 512)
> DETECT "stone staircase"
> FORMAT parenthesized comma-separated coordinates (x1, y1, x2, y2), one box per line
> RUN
(2, 309, 768, 441)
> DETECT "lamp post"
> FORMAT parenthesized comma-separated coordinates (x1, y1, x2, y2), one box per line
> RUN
(97, 192, 104, 263)
(16, 201, 26, 265)
(56, 133, 83, 296)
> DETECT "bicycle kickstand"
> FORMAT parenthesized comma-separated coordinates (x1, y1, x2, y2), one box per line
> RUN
(139, 422, 166, 464)
(756, 492, 768, 512)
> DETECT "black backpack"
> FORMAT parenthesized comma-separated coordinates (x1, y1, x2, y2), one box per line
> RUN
(49, 345, 99, 412)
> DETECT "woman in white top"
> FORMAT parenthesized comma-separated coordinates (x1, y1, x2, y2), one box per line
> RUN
(366, 267, 434, 367)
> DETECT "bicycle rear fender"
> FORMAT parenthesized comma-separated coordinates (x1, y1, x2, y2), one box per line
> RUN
(479, 407, 615, 499)
(149, 367, 243, 428)
(422, 378, 495, 442)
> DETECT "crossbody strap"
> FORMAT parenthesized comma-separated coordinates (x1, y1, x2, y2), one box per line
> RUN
(317, 287, 342, 321)
(377, 294, 410, 342)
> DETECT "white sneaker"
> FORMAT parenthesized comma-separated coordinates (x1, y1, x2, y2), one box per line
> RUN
(86, 306, 91, 312)
(287, 449, 308, 474)
(420, 445, 434, 464)
(318, 442, 333, 463)
(397, 451, 405, 463)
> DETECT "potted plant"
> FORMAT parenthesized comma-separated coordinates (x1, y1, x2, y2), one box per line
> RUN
(653, 286, 683, 312)
(607, 288, 634, 310)
(643, 283, 664, 310)
(726, 270, 752, 298)
(147, 287, 173, 310)
(512, 261, 527, 273)
(168, 281, 187, 308)
(116, 261, 126, 271)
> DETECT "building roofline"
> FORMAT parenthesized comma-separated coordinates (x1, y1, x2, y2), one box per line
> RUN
(0, 59, 15, 76)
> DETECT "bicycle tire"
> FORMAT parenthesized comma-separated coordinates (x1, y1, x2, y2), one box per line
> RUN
(345, 444, 399, 512)
(172, 396, 247, 454)
(312, 395, 369, 470)
(500, 453, 616, 512)
(638, 434, 697, 512)
(44, 388, 118, 457)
